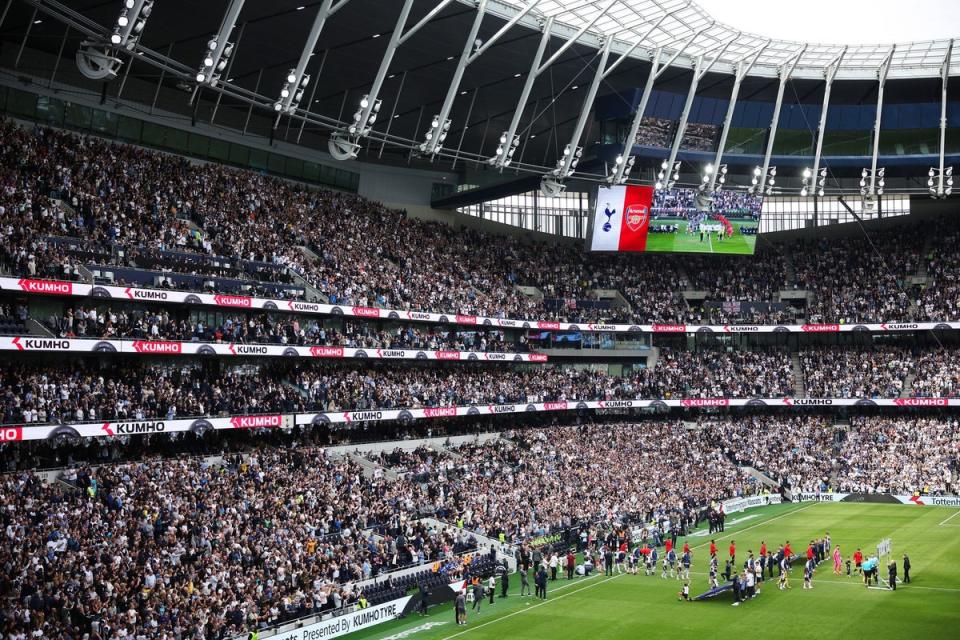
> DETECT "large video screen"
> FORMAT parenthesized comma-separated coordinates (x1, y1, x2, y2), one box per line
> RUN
(589, 186, 762, 255)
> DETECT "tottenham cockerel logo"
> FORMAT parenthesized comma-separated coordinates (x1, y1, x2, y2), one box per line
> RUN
(625, 204, 648, 232)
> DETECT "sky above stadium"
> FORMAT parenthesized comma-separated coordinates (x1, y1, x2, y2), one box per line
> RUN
(697, 0, 960, 44)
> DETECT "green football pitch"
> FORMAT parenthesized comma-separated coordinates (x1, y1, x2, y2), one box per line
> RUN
(357, 503, 960, 640)
(645, 218, 759, 254)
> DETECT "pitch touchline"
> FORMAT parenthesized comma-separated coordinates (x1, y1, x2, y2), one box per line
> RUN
(439, 574, 623, 640)
(814, 578, 960, 593)
(377, 572, 604, 640)
(937, 509, 960, 526)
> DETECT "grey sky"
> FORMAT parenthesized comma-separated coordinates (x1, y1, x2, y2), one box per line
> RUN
(696, 0, 960, 45)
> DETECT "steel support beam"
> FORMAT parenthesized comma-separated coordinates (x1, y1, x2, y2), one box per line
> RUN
(549, 35, 613, 181)
(211, 23, 244, 123)
(421, 0, 487, 156)
(450, 86, 478, 169)
(330, 0, 414, 158)
(868, 46, 895, 195)
(151, 42, 174, 114)
(297, 49, 327, 143)
(707, 41, 769, 192)
(196, 0, 244, 88)
(536, 0, 616, 75)
(607, 25, 706, 185)
(810, 47, 846, 196)
(48, 22, 69, 86)
(396, 0, 457, 46)
(936, 40, 953, 195)
(599, 11, 669, 81)
(15, 7, 38, 69)
(663, 55, 703, 186)
(379, 70, 406, 159)
(490, 16, 553, 168)
(274, 0, 348, 118)
(608, 47, 661, 184)
(759, 46, 807, 193)
(662, 34, 739, 185)
(469, 0, 540, 63)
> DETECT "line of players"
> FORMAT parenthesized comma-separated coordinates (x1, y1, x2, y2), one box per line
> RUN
(594, 531, 908, 602)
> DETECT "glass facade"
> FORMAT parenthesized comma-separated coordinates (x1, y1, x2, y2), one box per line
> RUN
(458, 189, 589, 239)
(759, 195, 911, 233)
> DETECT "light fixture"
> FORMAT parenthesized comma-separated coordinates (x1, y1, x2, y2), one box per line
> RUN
(657, 161, 682, 190)
(111, 0, 154, 48)
(766, 166, 775, 192)
(800, 167, 813, 196)
(419, 114, 452, 154)
(489, 130, 520, 167)
(928, 166, 954, 198)
(860, 167, 885, 197)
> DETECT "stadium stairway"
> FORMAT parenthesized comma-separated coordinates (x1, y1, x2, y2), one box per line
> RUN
(791, 354, 806, 396)
(739, 466, 780, 492)
(282, 379, 310, 401)
(515, 284, 544, 303)
(900, 372, 917, 398)
(349, 452, 399, 481)
(53, 199, 94, 282)
(26, 318, 54, 337)
(277, 246, 328, 303)
(782, 252, 798, 287)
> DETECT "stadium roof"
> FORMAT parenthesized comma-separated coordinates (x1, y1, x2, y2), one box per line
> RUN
(483, 0, 959, 80)
(5, 0, 958, 190)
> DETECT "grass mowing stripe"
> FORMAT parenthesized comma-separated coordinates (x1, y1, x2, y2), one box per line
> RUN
(438, 574, 624, 640)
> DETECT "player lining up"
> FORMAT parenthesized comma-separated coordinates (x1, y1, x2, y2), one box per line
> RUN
(662, 547, 677, 579)
(778, 553, 790, 590)
(803, 558, 815, 589)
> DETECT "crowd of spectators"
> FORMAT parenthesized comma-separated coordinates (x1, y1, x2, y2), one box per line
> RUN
(700, 414, 958, 495)
(791, 230, 924, 324)
(0, 449, 483, 639)
(911, 349, 960, 397)
(3, 118, 960, 327)
(0, 356, 787, 425)
(679, 122, 718, 152)
(634, 116, 674, 147)
(43, 305, 526, 352)
(800, 347, 914, 398)
(701, 415, 839, 493)
(426, 423, 754, 541)
(0, 363, 304, 424)
(835, 416, 958, 494)
(6, 342, 960, 425)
